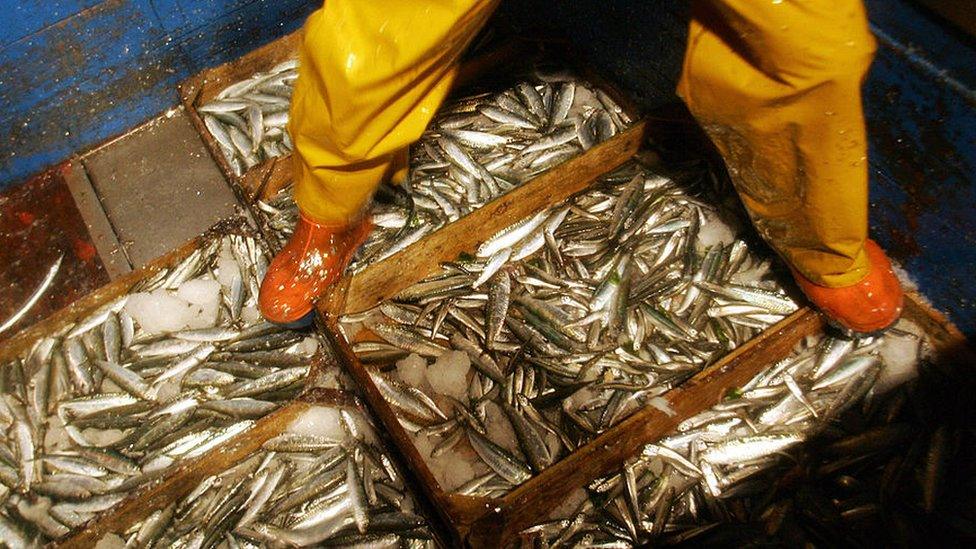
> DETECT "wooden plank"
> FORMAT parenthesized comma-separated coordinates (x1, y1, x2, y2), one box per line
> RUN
(465, 308, 824, 546)
(324, 120, 648, 317)
(54, 401, 312, 548)
(323, 325, 491, 547)
(326, 303, 823, 545)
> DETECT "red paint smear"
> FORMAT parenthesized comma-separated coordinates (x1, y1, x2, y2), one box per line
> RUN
(73, 238, 97, 262)
(16, 211, 35, 226)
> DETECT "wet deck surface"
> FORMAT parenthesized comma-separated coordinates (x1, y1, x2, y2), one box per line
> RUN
(0, 108, 242, 339)
(0, 166, 111, 341)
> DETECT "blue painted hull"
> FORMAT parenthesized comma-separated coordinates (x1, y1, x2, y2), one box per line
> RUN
(1, 0, 972, 336)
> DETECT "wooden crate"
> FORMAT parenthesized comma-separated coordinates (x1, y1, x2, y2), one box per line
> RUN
(468, 291, 963, 546)
(178, 29, 526, 204)
(0, 221, 388, 546)
(324, 247, 969, 547)
(326, 303, 824, 546)
(52, 388, 458, 548)
(55, 390, 353, 548)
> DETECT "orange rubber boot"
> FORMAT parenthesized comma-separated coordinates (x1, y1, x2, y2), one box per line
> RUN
(791, 240, 904, 337)
(259, 212, 373, 326)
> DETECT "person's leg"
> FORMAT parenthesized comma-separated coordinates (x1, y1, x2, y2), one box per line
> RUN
(261, 0, 498, 324)
(678, 0, 902, 333)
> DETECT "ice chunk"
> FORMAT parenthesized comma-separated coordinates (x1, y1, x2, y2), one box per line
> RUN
(83, 428, 126, 447)
(95, 534, 126, 549)
(875, 328, 922, 394)
(697, 211, 737, 249)
(216, 256, 241, 289)
(313, 369, 342, 390)
(413, 432, 478, 491)
(125, 290, 197, 334)
(396, 354, 428, 388)
(286, 406, 348, 442)
(242, 306, 262, 325)
(177, 278, 220, 305)
(219, 238, 236, 263)
(177, 279, 221, 327)
(292, 336, 320, 357)
(437, 451, 476, 491)
(891, 261, 920, 293)
(426, 350, 470, 399)
(648, 396, 676, 417)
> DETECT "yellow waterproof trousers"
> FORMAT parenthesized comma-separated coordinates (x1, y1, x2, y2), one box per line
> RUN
(677, 0, 875, 287)
(290, 0, 875, 287)
(290, 0, 498, 224)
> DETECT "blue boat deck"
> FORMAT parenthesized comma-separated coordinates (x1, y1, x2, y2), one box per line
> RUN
(0, 0, 973, 337)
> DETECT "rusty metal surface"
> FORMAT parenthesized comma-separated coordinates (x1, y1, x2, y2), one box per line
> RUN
(0, 163, 110, 341)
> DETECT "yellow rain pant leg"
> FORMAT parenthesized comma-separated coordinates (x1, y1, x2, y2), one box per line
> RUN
(290, 0, 498, 224)
(678, 0, 876, 287)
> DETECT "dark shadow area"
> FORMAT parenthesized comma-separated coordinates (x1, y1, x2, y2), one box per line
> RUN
(661, 341, 976, 548)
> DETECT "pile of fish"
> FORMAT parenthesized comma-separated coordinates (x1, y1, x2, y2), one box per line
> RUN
(519, 323, 928, 547)
(257, 73, 633, 264)
(103, 406, 436, 548)
(200, 60, 297, 175)
(0, 233, 321, 544)
(342, 162, 798, 494)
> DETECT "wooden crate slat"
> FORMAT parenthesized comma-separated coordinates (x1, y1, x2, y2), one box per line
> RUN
(54, 401, 313, 548)
(329, 120, 648, 317)
(178, 31, 529, 202)
(468, 308, 824, 545)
